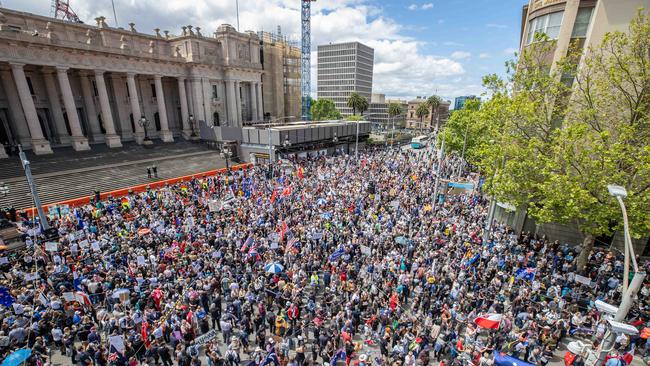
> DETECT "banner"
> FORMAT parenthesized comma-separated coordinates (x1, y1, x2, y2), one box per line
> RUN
(194, 329, 218, 346)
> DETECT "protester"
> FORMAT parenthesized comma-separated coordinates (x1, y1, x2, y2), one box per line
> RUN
(0, 146, 646, 366)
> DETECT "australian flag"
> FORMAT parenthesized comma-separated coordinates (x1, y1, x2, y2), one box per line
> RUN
(260, 351, 280, 366)
(0, 287, 15, 307)
(330, 348, 347, 366)
(515, 267, 537, 281)
(329, 246, 345, 262)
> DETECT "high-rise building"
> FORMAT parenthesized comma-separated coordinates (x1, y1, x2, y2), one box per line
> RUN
(453, 95, 478, 111)
(317, 42, 374, 116)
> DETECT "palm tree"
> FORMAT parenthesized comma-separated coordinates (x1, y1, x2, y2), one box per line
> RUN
(427, 95, 442, 131)
(346, 92, 368, 116)
(416, 103, 429, 134)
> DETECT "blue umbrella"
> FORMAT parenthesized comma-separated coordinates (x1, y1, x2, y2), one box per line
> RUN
(264, 263, 284, 274)
(2, 349, 32, 366)
(316, 198, 327, 206)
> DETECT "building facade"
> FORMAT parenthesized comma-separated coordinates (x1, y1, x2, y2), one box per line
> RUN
(406, 97, 450, 131)
(0, 8, 268, 156)
(453, 95, 478, 111)
(317, 42, 374, 116)
(367, 93, 388, 127)
(258, 31, 301, 123)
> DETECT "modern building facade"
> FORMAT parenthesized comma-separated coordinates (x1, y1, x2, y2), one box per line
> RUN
(258, 31, 301, 123)
(453, 95, 478, 111)
(317, 42, 374, 116)
(406, 97, 450, 131)
(519, 0, 650, 79)
(0, 7, 269, 156)
(367, 93, 388, 127)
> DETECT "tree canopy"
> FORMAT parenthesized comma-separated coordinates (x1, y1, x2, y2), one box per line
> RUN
(440, 11, 650, 270)
(311, 99, 342, 121)
(347, 92, 369, 116)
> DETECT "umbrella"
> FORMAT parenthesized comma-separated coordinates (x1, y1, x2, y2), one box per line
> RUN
(2, 349, 32, 366)
(395, 236, 408, 245)
(264, 263, 284, 274)
(316, 198, 327, 206)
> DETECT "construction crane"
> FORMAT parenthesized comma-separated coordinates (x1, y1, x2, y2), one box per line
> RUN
(301, 0, 315, 121)
(51, 0, 82, 23)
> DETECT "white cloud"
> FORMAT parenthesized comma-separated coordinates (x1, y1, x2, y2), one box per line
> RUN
(479, 52, 490, 59)
(8, 0, 468, 100)
(422, 3, 434, 10)
(407, 4, 418, 10)
(451, 51, 471, 60)
(486, 23, 508, 29)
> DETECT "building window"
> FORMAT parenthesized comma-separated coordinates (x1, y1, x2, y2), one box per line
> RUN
(213, 112, 220, 126)
(571, 7, 594, 38)
(151, 84, 157, 98)
(526, 11, 564, 45)
(26, 77, 35, 95)
(212, 85, 218, 99)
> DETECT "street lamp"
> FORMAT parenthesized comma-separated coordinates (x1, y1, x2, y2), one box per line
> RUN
(189, 114, 196, 139)
(594, 185, 646, 366)
(138, 115, 151, 142)
(220, 146, 233, 176)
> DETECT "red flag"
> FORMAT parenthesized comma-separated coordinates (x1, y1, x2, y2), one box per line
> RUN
(281, 185, 293, 197)
(473, 314, 503, 329)
(151, 288, 163, 310)
(186, 311, 194, 323)
(297, 166, 304, 179)
(141, 321, 151, 348)
(280, 221, 288, 241)
(270, 187, 278, 203)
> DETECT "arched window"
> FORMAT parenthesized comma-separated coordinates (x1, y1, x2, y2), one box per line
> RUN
(154, 112, 161, 131)
(129, 114, 135, 133)
(213, 112, 220, 126)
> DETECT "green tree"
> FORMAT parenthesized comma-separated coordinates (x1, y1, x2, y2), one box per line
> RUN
(310, 99, 342, 121)
(426, 95, 442, 131)
(346, 115, 363, 121)
(388, 103, 403, 132)
(415, 103, 429, 132)
(347, 92, 369, 116)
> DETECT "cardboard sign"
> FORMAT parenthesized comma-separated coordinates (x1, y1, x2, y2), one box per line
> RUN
(45, 242, 58, 252)
(91, 242, 101, 252)
(137, 256, 146, 266)
(79, 240, 89, 248)
(575, 275, 591, 286)
(109, 335, 125, 355)
(360, 245, 372, 255)
(193, 329, 218, 346)
(0, 257, 8, 265)
(62, 292, 76, 303)
(24, 273, 39, 281)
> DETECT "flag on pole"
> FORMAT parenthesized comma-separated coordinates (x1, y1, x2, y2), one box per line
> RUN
(281, 185, 293, 198)
(514, 267, 537, 281)
(260, 351, 281, 366)
(240, 235, 254, 253)
(330, 348, 347, 366)
(0, 287, 15, 307)
(284, 237, 299, 254)
(474, 314, 503, 329)
(270, 187, 278, 203)
(280, 221, 288, 241)
(297, 166, 304, 179)
(141, 321, 151, 348)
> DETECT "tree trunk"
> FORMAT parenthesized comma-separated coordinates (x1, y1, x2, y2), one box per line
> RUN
(576, 233, 594, 273)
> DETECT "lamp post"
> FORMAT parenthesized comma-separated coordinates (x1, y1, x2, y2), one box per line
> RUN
(282, 134, 292, 160)
(220, 146, 233, 176)
(138, 115, 152, 147)
(189, 114, 196, 139)
(18, 146, 49, 230)
(333, 133, 339, 156)
(594, 184, 646, 366)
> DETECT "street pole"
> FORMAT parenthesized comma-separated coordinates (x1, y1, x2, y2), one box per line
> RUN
(18, 146, 49, 230)
(355, 120, 360, 160)
(619, 194, 633, 293)
(432, 136, 444, 212)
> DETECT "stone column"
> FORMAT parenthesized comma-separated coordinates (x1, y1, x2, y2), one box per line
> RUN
(55, 67, 90, 151)
(256, 82, 264, 121)
(235, 81, 242, 126)
(177, 77, 191, 139)
(93, 70, 122, 148)
(10, 63, 52, 154)
(0, 69, 31, 147)
(79, 72, 104, 142)
(250, 82, 258, 123)
(154, 75, 173, 142)
(225, 80, 236, 127)
(42, 70, 71, 145)
(191, 78, 205, 122)
(126, 73, 145, 143)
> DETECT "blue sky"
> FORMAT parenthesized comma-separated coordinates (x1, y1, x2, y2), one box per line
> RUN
(5, 0, 527, 104)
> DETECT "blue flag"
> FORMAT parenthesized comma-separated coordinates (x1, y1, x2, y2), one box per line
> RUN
(260, 351, 280, 366)
(330, 348, 347, 365)
(466, 253, 480, 266)
(329, 246, 345, 262)
(493, 351, 534, 366)
(0, 287, 14, 307)
(514, 267, 536, 281)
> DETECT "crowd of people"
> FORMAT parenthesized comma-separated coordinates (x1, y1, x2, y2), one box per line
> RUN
(0, 145, 648, 366)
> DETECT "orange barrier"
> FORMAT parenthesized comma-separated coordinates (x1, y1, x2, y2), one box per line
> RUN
(24, 162, 253, 216)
